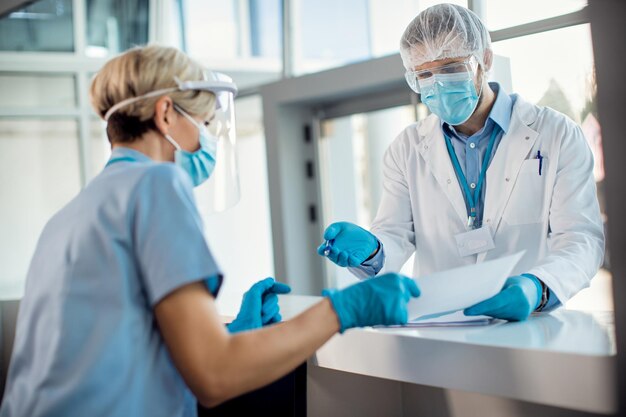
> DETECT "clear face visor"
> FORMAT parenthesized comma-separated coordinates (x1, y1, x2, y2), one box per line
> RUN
(103, 71, 240, 213)
(404, 56, 479, 94)
(185, 72, 241, 214)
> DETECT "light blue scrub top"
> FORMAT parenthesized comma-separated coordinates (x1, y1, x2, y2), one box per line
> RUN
(1, 147, 222, 417)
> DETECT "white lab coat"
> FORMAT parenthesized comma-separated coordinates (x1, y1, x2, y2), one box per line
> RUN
(370, 94, 605, 305)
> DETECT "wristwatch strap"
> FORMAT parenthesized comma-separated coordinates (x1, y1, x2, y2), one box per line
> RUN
(535, 279, 549, 312)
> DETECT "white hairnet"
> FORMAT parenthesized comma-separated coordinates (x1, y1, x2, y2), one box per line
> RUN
(400, 3, 491, 70)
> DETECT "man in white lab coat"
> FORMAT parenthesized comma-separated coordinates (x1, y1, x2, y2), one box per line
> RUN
(318, 3, 604, 321)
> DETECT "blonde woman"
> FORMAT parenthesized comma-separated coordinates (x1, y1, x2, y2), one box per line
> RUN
(0, 45, 420, 417)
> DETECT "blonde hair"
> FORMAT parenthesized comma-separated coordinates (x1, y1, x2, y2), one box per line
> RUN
(90, 44, 216, 143)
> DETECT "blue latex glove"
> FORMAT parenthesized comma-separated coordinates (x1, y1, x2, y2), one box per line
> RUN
(322, 273, 421, 332)
(317, 222, 379, 267)
(464, 274, 542, 321)
(227, 278, 292, 333)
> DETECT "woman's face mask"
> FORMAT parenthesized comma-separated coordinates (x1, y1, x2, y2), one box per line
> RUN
(164, 105, 218, 187)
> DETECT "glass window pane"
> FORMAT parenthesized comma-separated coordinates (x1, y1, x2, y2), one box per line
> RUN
(294, 0, 467, 75)
(86, 0, 149, 57)
(318, 105, 416, 288)
(183, 0, 282, 89)
(296, 0, 370, 73)
(0, 73, 76, 108)
(185, 0, 238, 60)
(493, 24, 593, 123)
(368, 0, 468, 59)
(0, 119, 81, 299)
(0, 0, 74, 52)
(249, 0, 282, 58)
(484, 0, 587, 31)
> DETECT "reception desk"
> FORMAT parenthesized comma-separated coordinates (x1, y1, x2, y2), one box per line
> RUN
(1, 296, 615, 417)
(278, 295, 616, 417)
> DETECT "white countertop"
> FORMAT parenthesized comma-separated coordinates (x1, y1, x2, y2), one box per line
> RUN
(278, 295, 617, 414)
(5, 289, 612, 412)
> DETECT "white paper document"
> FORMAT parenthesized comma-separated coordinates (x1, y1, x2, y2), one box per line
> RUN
(407, 252, 525, 322)
(408, 310, 494, 326)
(377, 310, 494, 328)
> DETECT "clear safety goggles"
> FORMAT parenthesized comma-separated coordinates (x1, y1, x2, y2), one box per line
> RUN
(104, 71, 241, 213)
(404, 56, 478, 94)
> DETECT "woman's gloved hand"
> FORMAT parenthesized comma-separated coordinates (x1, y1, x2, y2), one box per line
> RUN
(464, 274, 542, 321)
(323, 273, 421, 332)
(317, 222, 379, 267)
(227, 278, 291, 333)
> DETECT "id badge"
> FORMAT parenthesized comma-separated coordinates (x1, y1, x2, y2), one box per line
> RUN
(454, 225, 495, 257)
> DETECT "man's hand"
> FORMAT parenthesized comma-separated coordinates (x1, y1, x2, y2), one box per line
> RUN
(464, 274, 542, 321)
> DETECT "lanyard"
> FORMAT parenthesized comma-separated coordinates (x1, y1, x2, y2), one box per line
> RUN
(105, 156, 138, 167)
(443, 126, 500, 229)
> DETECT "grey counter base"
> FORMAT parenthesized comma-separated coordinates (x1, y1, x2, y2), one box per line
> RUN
(308, 364, 611, 417)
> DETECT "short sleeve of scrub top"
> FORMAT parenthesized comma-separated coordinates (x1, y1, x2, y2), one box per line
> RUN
(132, 163, 222, 305)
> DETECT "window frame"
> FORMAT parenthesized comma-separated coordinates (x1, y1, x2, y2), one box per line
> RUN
(0, 0, 158, 184)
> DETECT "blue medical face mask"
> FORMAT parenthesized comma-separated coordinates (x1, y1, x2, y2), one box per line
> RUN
(164, 105, 218, 187)
(420, 72, 481, 126)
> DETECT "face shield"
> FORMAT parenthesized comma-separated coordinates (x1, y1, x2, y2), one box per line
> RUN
(103, 71, 240, 213)
(179, 72, 240, 213)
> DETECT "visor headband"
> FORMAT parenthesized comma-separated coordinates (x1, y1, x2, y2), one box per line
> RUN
(103, 76, 237, 121)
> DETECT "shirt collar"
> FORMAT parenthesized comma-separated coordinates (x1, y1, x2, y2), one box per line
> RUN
(441, 82, 513, 136)
(109, 146, 153, 163)
(487, 82, 512, 134)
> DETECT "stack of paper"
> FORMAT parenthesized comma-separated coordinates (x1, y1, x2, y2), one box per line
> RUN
(391, 252, 524, 327)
